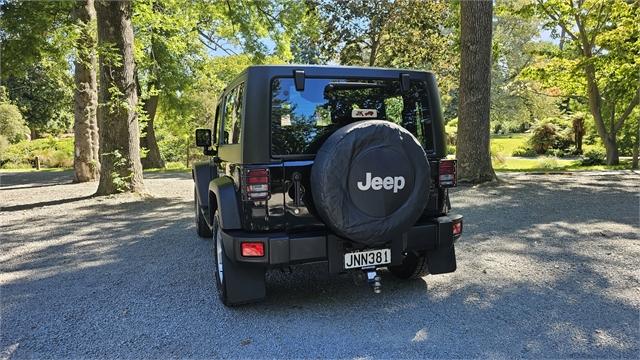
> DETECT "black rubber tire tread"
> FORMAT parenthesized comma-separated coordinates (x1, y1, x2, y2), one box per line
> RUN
(195, 186, 212, 238)
(389, 252, 429, 279)
(212, 211, 230, 305)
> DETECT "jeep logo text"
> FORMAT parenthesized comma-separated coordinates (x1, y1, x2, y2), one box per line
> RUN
(357, 172, 405, 193)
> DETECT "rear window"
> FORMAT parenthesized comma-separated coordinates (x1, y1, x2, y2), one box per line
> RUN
(271, 78, 434, 156)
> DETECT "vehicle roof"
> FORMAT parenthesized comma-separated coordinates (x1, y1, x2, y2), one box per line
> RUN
(245, 64, 434, 78)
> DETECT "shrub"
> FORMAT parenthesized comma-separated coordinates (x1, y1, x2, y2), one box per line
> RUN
(158, 133, 186, 163)
(545, 147, 579, 158)
(545, 148, 564, 158)
(444, 118, 458, 145)
(581, 149, 606, 166)
(1, 161, 31, 169)
(529, 122, 558, 154)
(529, 116, 575, 155)
(0, 135, 9, 156)
(512, 146, 537, 157)
(0, 102, 29, 143)
(0, 136, 73, 169)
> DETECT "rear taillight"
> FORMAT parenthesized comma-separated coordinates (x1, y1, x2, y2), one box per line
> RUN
(438, 160, 457, 188)
(243, 168, 270, 200)
(452, 219, 463, 237)
(241, 242, 265, 257)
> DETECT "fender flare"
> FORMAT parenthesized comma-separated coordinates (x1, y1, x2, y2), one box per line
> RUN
(208, 176, 242, 230)
(192, 160, 216, 209)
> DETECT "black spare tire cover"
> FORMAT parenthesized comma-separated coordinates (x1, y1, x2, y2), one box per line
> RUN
(311, 120, 430, 245)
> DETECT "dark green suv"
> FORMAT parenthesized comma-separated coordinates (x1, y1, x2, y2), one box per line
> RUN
(193, 65, 463, 306)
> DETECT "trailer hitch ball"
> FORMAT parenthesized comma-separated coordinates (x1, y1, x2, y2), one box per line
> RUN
(365, 268, 382, 294)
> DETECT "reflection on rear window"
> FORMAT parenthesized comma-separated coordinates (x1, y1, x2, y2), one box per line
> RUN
(271, 78, 434, 156)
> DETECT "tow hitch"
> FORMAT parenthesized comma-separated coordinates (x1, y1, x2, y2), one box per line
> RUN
(363, 267, 382, 294)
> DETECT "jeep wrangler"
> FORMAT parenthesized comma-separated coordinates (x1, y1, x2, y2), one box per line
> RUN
(193, 65, 463, 306)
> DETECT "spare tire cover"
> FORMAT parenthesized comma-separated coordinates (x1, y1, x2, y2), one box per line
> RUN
(311, 120, 430, 246)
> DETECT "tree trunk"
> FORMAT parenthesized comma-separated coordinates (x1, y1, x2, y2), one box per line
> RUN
(603, 135, 619, 166)
(95, 0, 145, 195)
(73, 0, 99, 183)
(572, 115, 584, 154)
(455, 0, 495, 183)
(140, 94, 165, 169)
(583, 62, 620, 165)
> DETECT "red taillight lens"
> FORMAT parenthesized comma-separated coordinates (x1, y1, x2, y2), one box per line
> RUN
(247, 176, 269, 184)
(241, 242, 264, 257)
(243, 168, 270, 200)
(452, 220, 463, 237)
(439, 160, 457, 188)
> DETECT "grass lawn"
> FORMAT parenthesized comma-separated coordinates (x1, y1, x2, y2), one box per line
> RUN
(144, 161, 191, 173)
(490, 133, 528, 156)
(494, 157, 574, 171)
(494, 157, 633, 172)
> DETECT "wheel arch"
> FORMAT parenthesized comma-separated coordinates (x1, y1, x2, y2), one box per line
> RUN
(208, 176, 242, 230)
(193, 160, 216, 209)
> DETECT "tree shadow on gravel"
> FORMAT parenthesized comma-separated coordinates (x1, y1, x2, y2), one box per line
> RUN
(143, 171, 192, 180)
(1, 172, 638, 358)
(1, 195, 95, 212)
(0, 170, 74, 188)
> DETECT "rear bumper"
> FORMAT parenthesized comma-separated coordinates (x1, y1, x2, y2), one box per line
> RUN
(220, 214, 462, 274)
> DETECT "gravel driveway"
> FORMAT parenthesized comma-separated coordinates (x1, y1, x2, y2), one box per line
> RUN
(1, 170, 639, 359)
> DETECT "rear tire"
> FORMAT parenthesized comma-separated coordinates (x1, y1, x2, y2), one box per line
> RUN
(195, 186, 212, 238)
(212, 210, 266, 306)
(389, 251, 429, 279)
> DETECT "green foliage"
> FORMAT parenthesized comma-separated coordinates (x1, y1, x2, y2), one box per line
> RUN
(616, 109, 640, 156)
(311, 0, 459, 115)
(529, 122, 559, 154)
(154, 54, 284, 165)
(581, 149, 607, 166)
(131, 0, 303, 166)
(3, 62, 74, 136)
(0, 137, 73, 168)
(520, 0, 640, 162)
(491, 2, 561, 134)
(0, 89, 29, 143)
(0, 0, 76, 136)
(528, 116, 575, 154)
(103, 150, 131, 193)
(444, 118, 458, 145)
(0, 0, 76, 78)
(0, 135, 9, 157)
(545, 148, 568, 158)
(512, 147, 537, 157)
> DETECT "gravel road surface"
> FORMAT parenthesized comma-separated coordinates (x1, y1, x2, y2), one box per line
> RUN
(1, 170, 639, 359)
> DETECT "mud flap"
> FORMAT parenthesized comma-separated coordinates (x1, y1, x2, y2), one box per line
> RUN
(219, 231, 266, 305)
(224, 261, 266, 305)
(426, 217, 457, 274)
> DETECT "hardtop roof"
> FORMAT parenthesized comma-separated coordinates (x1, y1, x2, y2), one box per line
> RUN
(245, 64, 434, 78)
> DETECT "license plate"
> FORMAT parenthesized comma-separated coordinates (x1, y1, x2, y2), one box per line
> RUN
(344, 249, 391, 269)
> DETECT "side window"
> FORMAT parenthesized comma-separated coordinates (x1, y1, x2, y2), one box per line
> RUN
(213, 104, 221, 145)
(232, 84, 244, 144)
(221, 83, 244, 145)
(222, 91, 235, 144)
